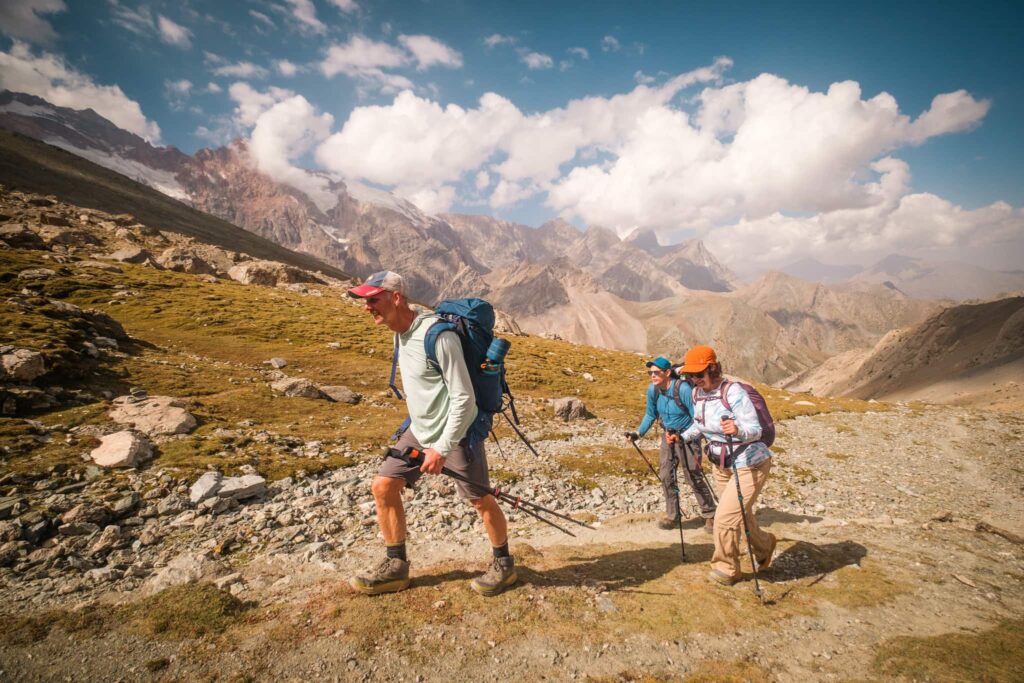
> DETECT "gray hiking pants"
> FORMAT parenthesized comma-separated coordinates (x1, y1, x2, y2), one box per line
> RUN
(659, 433, 717, 519)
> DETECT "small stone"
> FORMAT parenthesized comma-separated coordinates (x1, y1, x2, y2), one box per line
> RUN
(267, 357, 288, 369)
(320, 385, 361, 404)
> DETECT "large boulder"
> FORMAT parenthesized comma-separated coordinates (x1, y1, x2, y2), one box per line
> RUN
(106, 246, 152, 264)
(90, 431, 152, 468)
(552, 397, 594, 421)
(228, 260, 322, 287)
(156, 246, 219, 275)
(270, 377, 324, 399)
(109, 395, 197, 436)
(0, 348, 46, 382)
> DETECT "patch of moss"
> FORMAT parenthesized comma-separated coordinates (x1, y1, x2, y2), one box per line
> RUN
(874, 618, 1024, 682)
(684, 659, 772, 683)
(824, 452, 851, 461)
(0, 603, 110, 645)
(125, 582, 249, 639)
(558, 446, 654, 481)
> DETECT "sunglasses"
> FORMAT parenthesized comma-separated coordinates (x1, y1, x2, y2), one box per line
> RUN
(647, 370, 664, 376)
(684, 369, 710, 379)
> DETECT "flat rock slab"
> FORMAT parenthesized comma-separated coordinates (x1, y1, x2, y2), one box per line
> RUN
(90, 430, 152, 468)
(189, 472, 224, 505)
(217, 474, 266, 500)
(109, 395, 197, 436)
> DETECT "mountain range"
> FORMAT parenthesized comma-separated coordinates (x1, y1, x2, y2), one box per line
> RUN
(3, 89, 1013, 384)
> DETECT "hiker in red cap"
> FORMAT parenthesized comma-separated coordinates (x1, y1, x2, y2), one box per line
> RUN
(678, 346, 777, 586)
(345, 271, 517, 597)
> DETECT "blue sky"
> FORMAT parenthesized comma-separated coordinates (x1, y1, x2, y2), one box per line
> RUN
(1, 0, 1022, 270)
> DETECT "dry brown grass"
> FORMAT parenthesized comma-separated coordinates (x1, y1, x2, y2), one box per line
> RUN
(874, 618, 1024, 682)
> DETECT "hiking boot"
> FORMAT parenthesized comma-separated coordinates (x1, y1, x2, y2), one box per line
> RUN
(349, 557, 410, 595)
(756, 534, 777, 573)
(470, 557, 517, 597)
(657, 516, 681, 530)
(708, 569, 739, 586)
(703, 517, 715, 535)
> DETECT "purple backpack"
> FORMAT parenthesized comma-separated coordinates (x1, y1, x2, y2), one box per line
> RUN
(719, 380, 776, 448)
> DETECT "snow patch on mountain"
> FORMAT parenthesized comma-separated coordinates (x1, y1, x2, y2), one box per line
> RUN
(45, 138, 190, 202)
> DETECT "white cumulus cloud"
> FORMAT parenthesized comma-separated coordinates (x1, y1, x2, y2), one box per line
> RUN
(519, 51, 553, 70)
(248, 94, 336, 208)
(484, 34, 516, 48)
(601, 35, 621, 52)
(0, 0, 66, 45)
(285, 0, 326, 34)
(213, 61, 270, 79)
(398, 34, 463, 70)
(275, 59, 299, 77)
(327, 0, 359, 13)
(157, 15, 192, 49)
(0, 41, 160, 141)
(320, 35, 413, 94)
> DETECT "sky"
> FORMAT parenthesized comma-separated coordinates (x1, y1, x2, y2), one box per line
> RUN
(1, 0, 1022, 273)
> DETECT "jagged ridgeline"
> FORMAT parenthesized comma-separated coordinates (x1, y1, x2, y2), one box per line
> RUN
(0, 168, 866, 483)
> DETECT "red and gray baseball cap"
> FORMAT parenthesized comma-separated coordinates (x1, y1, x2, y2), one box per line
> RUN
(347, 271, 406, 298)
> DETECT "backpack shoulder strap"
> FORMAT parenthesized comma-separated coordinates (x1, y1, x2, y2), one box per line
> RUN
(671, 379, 690, 416)
(389, 333, 403, 400)
(719, 379, 732, 412)
(423, 316, 456, 368)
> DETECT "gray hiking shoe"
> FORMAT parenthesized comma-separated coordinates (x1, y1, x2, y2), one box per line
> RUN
(470, 557, 517, 597)
(657, 516, 681, 530)
(349, 557, 410, 595)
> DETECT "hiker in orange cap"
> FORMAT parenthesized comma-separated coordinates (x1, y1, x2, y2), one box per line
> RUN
(679, 346, 778, 586)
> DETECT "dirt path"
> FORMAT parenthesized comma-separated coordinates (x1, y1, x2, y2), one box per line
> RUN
(2, 404, 1023, 682)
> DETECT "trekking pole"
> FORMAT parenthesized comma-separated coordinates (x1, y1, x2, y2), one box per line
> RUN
(626, 433, 685, 563)
(386, 448, 595, 535)
(500, 410, 540, 458)
(722, 420, 764, 601)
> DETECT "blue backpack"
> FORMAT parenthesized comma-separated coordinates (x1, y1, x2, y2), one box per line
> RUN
(389, 298, 516, 446)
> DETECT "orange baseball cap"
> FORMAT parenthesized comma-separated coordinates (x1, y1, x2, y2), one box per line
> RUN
(679, 345, 717, 373)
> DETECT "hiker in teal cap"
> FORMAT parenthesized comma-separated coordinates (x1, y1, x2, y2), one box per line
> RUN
(625, 356, 717, 531)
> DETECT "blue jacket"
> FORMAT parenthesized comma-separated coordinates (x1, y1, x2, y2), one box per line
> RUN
(637, 379, 694, 438)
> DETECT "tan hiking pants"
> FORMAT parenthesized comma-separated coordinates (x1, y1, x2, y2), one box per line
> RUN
(711, 458, 775, 579)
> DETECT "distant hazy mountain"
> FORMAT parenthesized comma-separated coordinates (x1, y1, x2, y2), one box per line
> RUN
(854, 254, 1024, 301)
(784, 296, 1024, 401)
(781, 257, 863, 284)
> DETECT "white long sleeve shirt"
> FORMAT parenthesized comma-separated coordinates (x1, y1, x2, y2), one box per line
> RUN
(398, 312, 478, 456)
(682, 380, 772, 469)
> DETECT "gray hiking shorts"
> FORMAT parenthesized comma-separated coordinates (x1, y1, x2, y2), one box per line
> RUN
(378, 429, 490, 500)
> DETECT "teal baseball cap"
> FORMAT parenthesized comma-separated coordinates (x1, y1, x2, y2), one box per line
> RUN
(645, 356, 672, 371)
